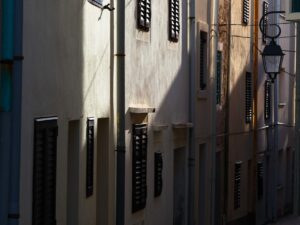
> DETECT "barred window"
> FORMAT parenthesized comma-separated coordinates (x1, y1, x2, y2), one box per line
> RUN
(216, 51, 222, 104)
(243, 0, 250, 25)
(200, 31, 207, 90)
(245, 72, 252, 123)
(234, 162, 242, 209)
(169, 0, 180, 42)
(262, 1, 269, 44)
(264, 80, 271, 121)
(137, 0, 151, 31)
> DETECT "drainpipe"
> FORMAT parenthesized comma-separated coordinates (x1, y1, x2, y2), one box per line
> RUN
(187, 0, 196, 223)
(0, 0, 14, 225)
(209, 0, 219, 224)
(115, 0, 125, 223)
(8, 0, 23, 223)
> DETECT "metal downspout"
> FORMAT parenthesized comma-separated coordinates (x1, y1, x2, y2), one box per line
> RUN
(0, 0, 14, 224)
(209, 0, 219, 224)
(8, 0, 23, 223)
(115, 0, 125, 223)
(187, 0, 196, 223)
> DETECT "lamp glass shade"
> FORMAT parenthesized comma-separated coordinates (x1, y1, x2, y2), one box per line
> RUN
(261, 41, 285, 74)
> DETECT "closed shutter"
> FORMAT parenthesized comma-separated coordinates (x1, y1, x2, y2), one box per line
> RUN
(216, 51, 222, 104)
(245, 72, 252, 123)
(243, 0, 250, 25)
(86, 118, 95, 197)
(264, 80, 271, 121)
(262, 1, 269, 44)
(200, 32, 207, 90)
(154, 152, 163, 197)
(137, 0, 151, 31)
(257, 162, 264, 200)
(234, 162, 242, 209)
(33, 117, 58, 225)
(169, 0, 180, 42)
(132, 124, 147, 213)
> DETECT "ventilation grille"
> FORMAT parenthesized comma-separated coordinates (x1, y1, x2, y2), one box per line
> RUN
(137, 0, 151, 31)
(234, 162, 242, 209)
(33, 118, 58, 225)
(245, 72, 252, 123)
(264, 80, 271, 121)
(132, 124, 148, 213)
(169, 0, 180, 42)
(262, 1, 269, 43)
(243, 0, 250, 25)
(86, 118, 95, 197)
(257, 162, 264, 200)
(154, 152, 163, 197)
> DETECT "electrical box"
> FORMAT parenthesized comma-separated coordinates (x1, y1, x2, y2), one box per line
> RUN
(286, 0, 300, 21)
(88, 0, 104, 8)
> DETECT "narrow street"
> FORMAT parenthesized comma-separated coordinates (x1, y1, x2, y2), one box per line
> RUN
(267, 216, 300, 225)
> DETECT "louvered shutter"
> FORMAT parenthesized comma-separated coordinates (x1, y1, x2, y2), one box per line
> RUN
(137, 0, 151, 31)
(33, 118, 58, 225)
(154, 152, 163, 197)
(243, 0, 250, 25)
(216, 51, 222, 104)
(262, 2, 269, 44)
(264, 80, 271, 121)
(132, 124, 148, 213)
(169, 0, 180, 42)
(257, 162, 264, 200)
(200, 32, 207, 90)
(245, 72, 252, 123)
(86, 118, 94, 197)
(234, 162, 242, 209)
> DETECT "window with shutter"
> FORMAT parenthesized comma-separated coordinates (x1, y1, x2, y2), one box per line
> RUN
(32, 117, 58, 225)
(169, 0, 180, 42)
(234, 162, 242, 209)
(132, 124, 148, 213)
(200, 31, 207, 90)
(86, 118, 95, 197)
(245, 72, 252, 123)
(154, 152, 163, 197)
(257, 162, 264, 200)
(88, 0, 103, 8)
(216, 51, 222, 104)
(137, 0, 151, 31)
(243, 0, 250, 25)
(262, 1, 269, 44)
(264, 80, 271, 121)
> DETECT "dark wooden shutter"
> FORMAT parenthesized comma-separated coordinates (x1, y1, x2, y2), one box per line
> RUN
(200, 32, 207, 90)
(154, 152, 163, 197)
(262, 1, 269, 44)
(234, 162, 242, 209)
(132, 124, 147, 213)
(86, 118, 95, 197)
(245, 72, 252, 123)
(257, 162, 264, 200)
(137, 0, 151, 31)
(216, 51, 222, 104)
(243, 0, 250, 25)
(264, 80, 271, 121)
(169, 0, 180, 42)
(33, 117, 58, 225)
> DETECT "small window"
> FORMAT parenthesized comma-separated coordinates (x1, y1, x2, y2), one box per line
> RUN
(242, 0, 250, 25)
(200, 31, 208, 90)
(137, 0, 151, 31)
(264, 80, 271, 121)
(216, 51, 222, 105)
(234, 162, 242, 209)
(169, 0, 180, 42)
(262, 1, 269, 44)
(245, 72, 252, 123)
(132, 124, 148, 213)
(257, 162, 264, 200)
(154, 152, 163, 197)
(86, 118, 95, 197)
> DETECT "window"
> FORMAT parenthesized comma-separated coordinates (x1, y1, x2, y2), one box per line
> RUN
(216, 51, 222, 104)
(154, 152, 163, 197)
(243, 0, 250, 25)
(88, 0, 103, 8)
(234, 162, 242, 209)
(169, 0, 180, 42)
(132, 124, 148, 213)
(257, 162, 264, 200)
(86, 118, 95, 197)
(262, 1, 269, 44)
(137, 0, 151, 31)
(200, 31, 207, 90)
(32, 117, 58, 225)
(245, 72, 252, 123)
(264, 80, 271, 121)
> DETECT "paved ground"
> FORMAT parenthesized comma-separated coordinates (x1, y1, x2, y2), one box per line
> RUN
(267, 216, 300, 225)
